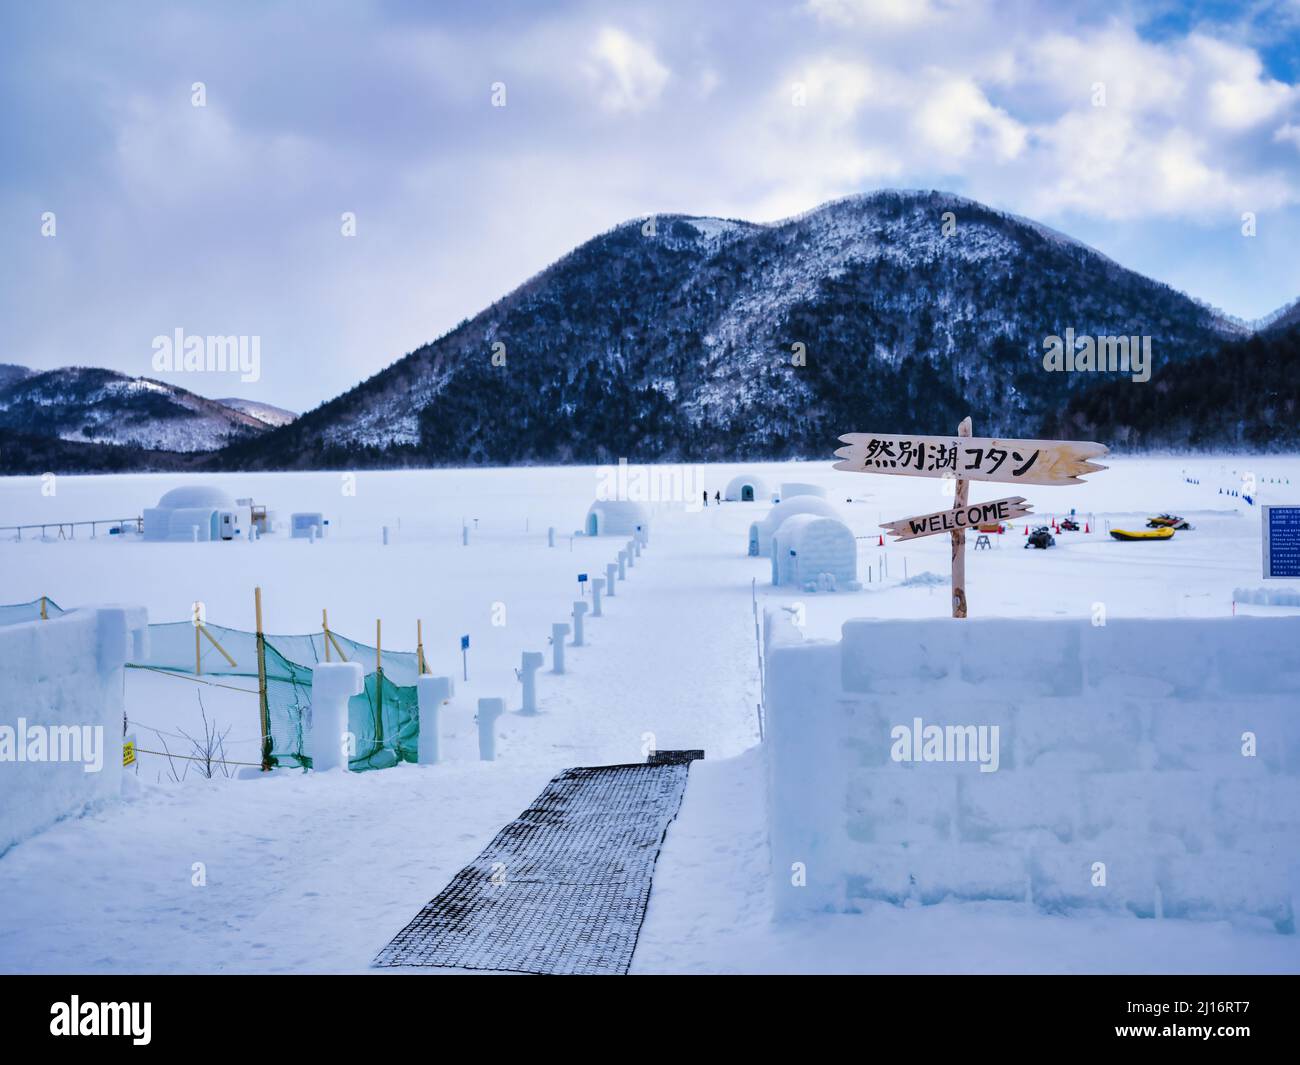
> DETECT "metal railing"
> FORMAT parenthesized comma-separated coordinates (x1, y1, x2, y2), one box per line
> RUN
(2, 516, 143, 540)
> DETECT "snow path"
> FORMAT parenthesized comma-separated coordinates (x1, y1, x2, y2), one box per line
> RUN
(527, 521, 761, 764)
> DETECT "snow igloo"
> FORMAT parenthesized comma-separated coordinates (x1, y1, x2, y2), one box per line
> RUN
(143, 485, 246, 542)
(748, 495, 841, 557)
(770, 514, 859, 589)
(584, 500, 650, 539)
(724, 474, 767, 502)
(775, 481, 826, 501)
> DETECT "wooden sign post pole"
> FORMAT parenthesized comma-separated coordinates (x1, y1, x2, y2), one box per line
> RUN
(951, 416, 972, 619)
(836, 422, 1107, 618)
(255, 586, 271, 771)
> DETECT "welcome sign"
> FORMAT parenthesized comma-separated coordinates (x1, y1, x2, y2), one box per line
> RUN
(880, 497, 1033, 542)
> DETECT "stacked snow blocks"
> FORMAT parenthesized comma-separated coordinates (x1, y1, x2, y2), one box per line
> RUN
(765, 615, 1300, 930)
(0, 605, 148, 854)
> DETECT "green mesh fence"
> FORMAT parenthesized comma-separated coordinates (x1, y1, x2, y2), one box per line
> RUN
(132, 619, 423, 772)
(1, 601, 421, 771)
(0, 597, 65, 626)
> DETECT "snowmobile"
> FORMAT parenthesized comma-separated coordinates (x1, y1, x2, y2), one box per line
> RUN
(1058, 518, 1080, 532)
(1024, 526, 1055, 549)
(1110, 526, 1175, 542)
(1146, 514, 1192, 530)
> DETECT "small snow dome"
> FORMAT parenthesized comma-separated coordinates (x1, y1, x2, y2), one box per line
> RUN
(585, 500, 650, 537)
(777, 482, 826, 501)
(724, 474, 767, 502)
(156, 485, 236, 511)
(752, 495, 840, 557)
(770, 514, 858, 589)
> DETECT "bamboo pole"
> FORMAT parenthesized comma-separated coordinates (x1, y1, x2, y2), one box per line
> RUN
(417, 619, 427, 675)
(255, 586, 271, 770)
(374, 618, 384, 749)
(327, 630, 349, 662)
(199, 625, 237, 668)
(40, 595, 47, 621)
(322, 609, 331, 663)
(195, 620, 202, 676)
(951, 416, 972, 619)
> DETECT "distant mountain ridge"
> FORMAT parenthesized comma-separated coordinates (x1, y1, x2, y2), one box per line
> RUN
(0, 367, 288, 453)
(220, 189, 1252, 469)
(1, 189, 1297, 473)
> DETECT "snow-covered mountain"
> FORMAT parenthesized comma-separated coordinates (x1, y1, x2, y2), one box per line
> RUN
(5, 190, 1296, 474)
(221, 189, 1252, 469)
(0, 367, 276, 453)
(0, 364, 35, 391)
(215, 397, 298, 428)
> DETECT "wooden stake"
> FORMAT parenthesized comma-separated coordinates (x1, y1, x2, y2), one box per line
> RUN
(40, 595, 47, 621)
(327, 629, 349, 663)
(255, 586, 271, 771)
(375, 618, 384, 749)
(417, 619, 427, 675)
(322, 609, 331, 663)
(952, 416, 972, 619)
(199, 625, 237, 668)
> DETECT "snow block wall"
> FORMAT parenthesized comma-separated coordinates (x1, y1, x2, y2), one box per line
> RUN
(0, 606, 147, 854)
(765, 615, 1300, 930)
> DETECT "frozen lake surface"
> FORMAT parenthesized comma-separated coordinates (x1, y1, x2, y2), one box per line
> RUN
(1, 456, 1298, 973)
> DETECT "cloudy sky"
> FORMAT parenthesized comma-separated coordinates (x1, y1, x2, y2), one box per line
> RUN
(4, 0, 1299, 411)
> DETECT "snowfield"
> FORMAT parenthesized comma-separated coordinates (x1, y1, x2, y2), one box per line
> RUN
(0, 456, 1298, 974)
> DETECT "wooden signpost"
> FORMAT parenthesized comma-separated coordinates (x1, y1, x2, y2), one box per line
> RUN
(833, 432, 1108, 486)
(880, 495, 1034, 542)
(833, 419, 1108, 618)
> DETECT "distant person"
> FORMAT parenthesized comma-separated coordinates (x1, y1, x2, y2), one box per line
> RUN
(702, 490, 708, 507)
(714, 491, 721, 504)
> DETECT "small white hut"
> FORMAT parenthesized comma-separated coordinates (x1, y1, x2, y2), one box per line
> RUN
(776, 481, 826, 501)
(748, 495, 840, 557)
(770, 514, 859, 589)
(143, 486, 246, 542)
(724, 474, 767, 503)
(584, 500, 650, 539)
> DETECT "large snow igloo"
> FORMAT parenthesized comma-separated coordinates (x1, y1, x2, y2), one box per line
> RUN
(748, 495, 841, 557)
(724, 474, 768, 502)
(584, 500, 650, 539)
(770, 513, 858, 589)
(142, 485, 245, 542)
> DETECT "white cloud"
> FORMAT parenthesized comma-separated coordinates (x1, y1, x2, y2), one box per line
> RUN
(584, 27, 670, 113)
(1276, 122, 1300, 148)
(913, 78, 1027, 162)
(806, 0, 964, 29)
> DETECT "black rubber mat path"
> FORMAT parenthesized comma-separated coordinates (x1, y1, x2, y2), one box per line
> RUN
(373, 762, 691, 975)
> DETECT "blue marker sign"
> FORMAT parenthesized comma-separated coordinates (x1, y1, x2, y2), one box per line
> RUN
(460, 634, 470, 650)
(1263, 505, 1300, 579)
